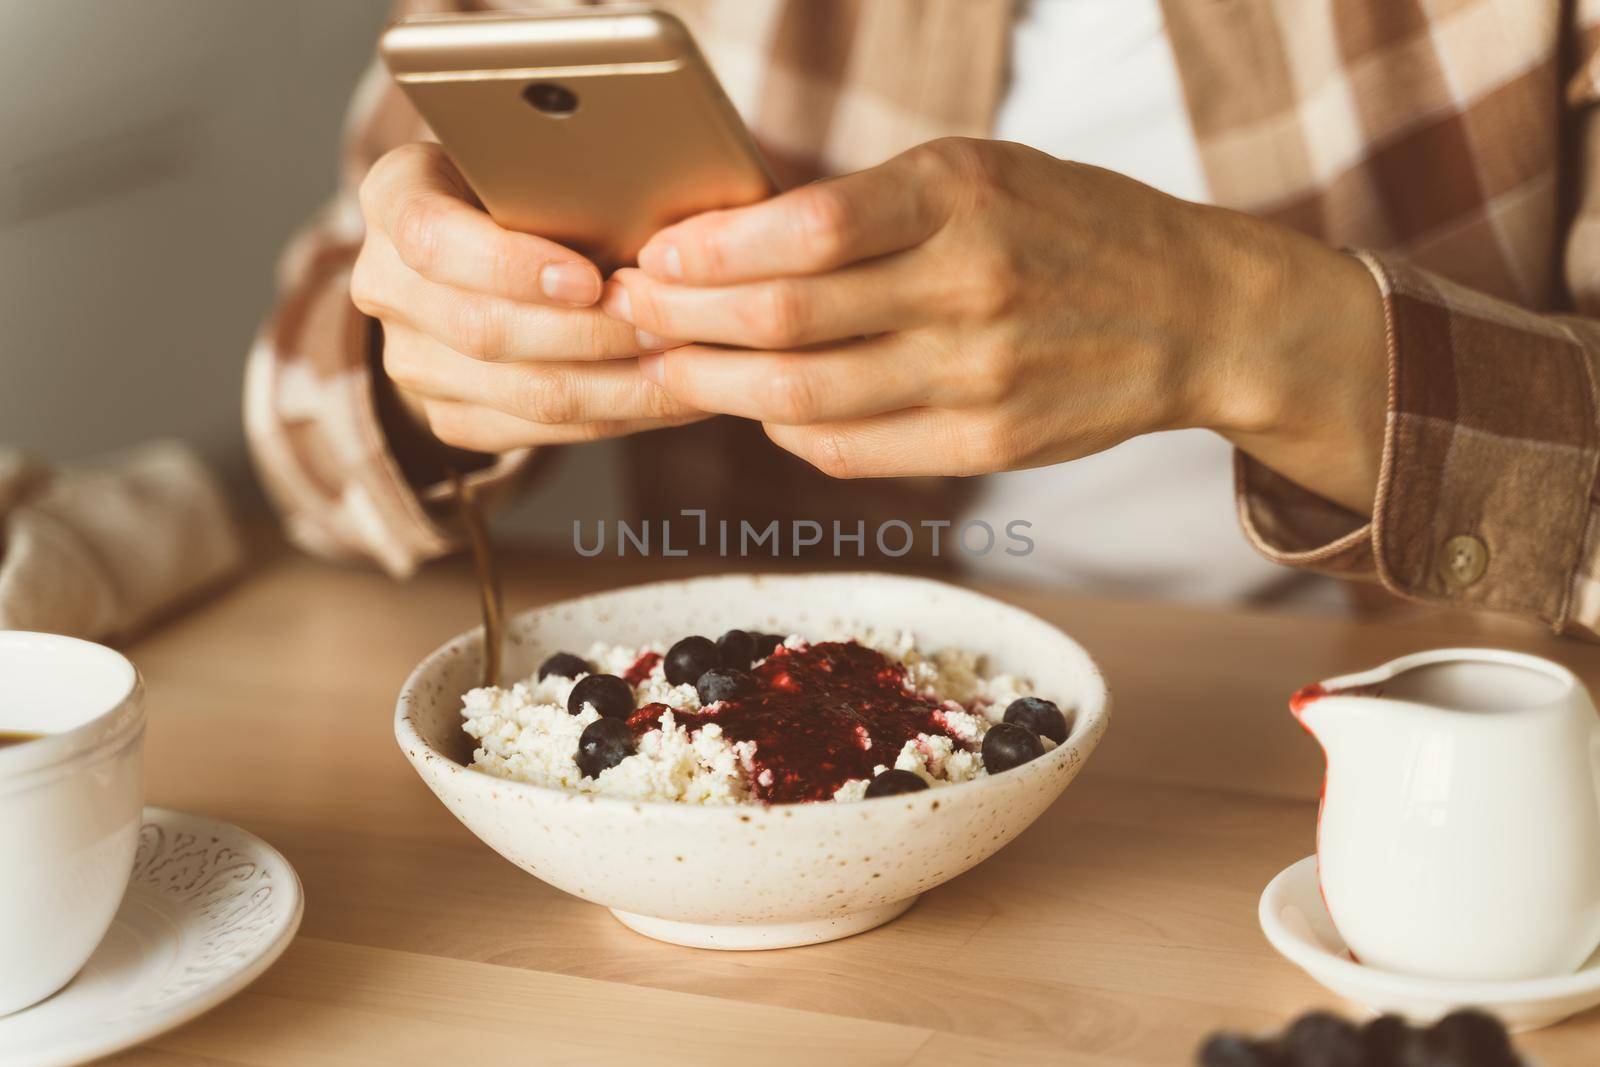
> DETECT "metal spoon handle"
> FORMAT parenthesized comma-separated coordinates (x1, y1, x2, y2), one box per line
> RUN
(451, 470, 504, 689)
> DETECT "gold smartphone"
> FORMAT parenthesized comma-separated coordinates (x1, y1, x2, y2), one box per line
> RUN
(380, 5, 775, 271)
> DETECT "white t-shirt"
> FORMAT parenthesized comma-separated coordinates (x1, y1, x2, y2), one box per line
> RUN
(962, 0, 1308, 604)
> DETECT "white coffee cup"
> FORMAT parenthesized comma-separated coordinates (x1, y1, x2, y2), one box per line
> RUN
(0, 632, 145, 1016)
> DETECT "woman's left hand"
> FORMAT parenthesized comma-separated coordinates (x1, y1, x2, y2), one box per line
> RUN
(602, 137, 1388, 514)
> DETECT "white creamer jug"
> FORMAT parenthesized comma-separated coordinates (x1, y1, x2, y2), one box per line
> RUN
(1293, 648, 1600, 981)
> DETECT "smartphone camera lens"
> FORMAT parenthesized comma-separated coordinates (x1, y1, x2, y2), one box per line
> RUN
(523, 82, 578, 116)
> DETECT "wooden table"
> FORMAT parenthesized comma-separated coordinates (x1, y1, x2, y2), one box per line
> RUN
(106, 552, 1600, 1066)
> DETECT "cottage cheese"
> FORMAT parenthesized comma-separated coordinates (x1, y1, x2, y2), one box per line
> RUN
(461, 631, 1050, 805)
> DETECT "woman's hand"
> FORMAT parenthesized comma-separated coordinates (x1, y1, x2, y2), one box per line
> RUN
(604, 137, 1388, 514)
(351, 143, 703, 453)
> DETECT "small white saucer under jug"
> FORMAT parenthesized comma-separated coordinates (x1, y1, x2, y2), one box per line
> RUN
(1293, 648, 1600, 982)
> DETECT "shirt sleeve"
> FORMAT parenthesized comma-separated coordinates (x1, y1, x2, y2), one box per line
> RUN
(1237, 252, 1600, 632)
(243, 2, 540, 579)
(1236, 18, 1600, 635)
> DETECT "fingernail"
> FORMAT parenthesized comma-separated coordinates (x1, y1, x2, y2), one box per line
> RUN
(639, 352, 664, 384)
(643, 243, 683, 280)
(541, 262, 601, 306)
(640, 239, 684, 278)
(603, 285, 634, 323)
(636, 329, 673, 351)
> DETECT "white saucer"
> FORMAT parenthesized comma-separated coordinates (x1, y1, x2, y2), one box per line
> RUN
(0, 807, 303, 1066)
(1260, 856, 1600, 1032)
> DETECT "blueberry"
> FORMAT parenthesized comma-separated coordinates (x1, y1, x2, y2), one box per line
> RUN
(567, 674, 634, 719)
(1003, 696, 1071, 744)
(864, 769, 928, 798)
(1285, 1011, 1363, 1067)
(665, 635, 720, 686)
(1362, 1016, 1422, 1067)
(575, 717, 635, 778)
(717, 629, 756, 670)
(1422, 1010, 1518, 1067)
(750, 632, 786, 658)
(696, 668, 755, 705)
(537, 652, 592, 680)
(1197, 1033, 1274, 1067)
(981, 722, 1045, 773)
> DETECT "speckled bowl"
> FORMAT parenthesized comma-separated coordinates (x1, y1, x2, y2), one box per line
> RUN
(395, 572, 1109, 949)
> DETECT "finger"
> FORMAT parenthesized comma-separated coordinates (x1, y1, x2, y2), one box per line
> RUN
(383, 329, 700, 424)
(604, 257, 931, 350)
(636, 153, 944, 285)
(361, 142, 602, 307)
(371, 240, 644, 362)
(764, 409, 1007, 479)
(639, 336, 937, 424)
(421, 399, 708, 453)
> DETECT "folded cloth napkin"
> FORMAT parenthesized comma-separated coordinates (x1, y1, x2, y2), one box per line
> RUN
(0, 441, 244, 640)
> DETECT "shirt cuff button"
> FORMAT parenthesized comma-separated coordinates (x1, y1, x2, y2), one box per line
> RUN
(1440, 534, 1487, 588)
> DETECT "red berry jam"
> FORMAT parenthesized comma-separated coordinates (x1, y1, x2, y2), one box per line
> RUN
(626, 641, 963, 804)
(622, 651, 662, 686)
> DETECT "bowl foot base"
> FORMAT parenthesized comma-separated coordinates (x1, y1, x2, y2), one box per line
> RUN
(609, 896, 918, 950)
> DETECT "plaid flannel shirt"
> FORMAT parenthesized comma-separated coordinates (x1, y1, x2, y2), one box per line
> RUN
(247, 0, 1600, 636)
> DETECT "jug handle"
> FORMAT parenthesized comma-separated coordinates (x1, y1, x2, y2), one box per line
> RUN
(1594, 724, 1600, 819)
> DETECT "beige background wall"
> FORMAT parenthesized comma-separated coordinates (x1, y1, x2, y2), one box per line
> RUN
(0, 0, 618, 547)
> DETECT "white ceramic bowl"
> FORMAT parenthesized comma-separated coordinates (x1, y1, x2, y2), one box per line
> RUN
(396, 572, 1109, 949)
(0, 633, 145, 1016)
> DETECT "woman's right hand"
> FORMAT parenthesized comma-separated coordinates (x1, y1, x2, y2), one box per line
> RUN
(351, 142, 702, 453)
